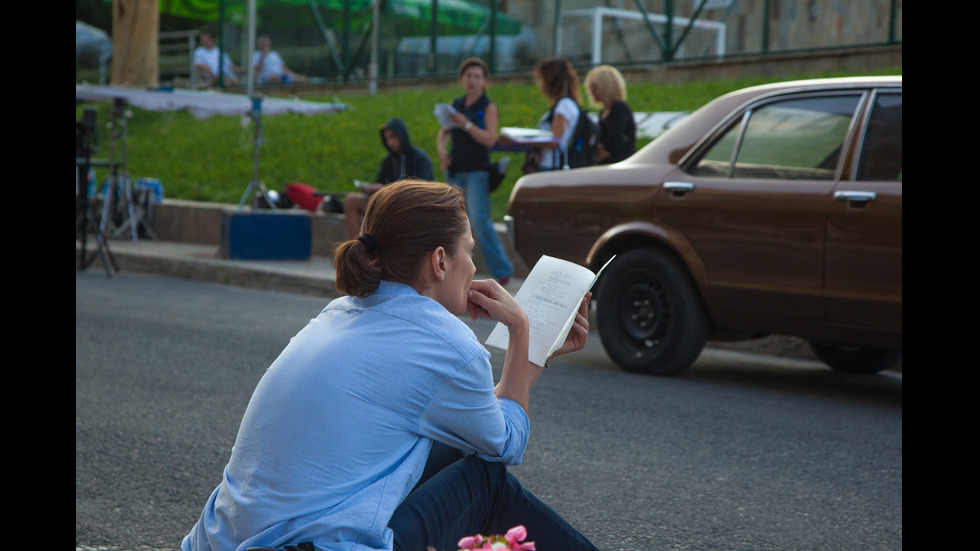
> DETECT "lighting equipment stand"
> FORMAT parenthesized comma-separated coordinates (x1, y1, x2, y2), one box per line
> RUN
(102, 98, 156, 241)
(238, 96, 276, 210)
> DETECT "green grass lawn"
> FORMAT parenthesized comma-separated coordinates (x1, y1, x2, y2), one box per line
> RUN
(77, 66, 900, 221)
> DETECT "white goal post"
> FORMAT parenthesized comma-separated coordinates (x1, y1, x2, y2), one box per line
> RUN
(556, 6, 727, 65)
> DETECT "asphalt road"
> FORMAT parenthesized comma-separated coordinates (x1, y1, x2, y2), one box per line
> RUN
(76, 271, 902, 551)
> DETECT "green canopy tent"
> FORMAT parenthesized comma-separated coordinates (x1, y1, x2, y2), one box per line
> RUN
(161, 1, 520, 38)
(160, 0, 222, 20)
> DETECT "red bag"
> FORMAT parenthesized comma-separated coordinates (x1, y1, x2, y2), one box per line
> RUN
(284, 182, 322, 212)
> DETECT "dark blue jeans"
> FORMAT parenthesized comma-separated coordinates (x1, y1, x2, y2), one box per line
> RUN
(389, 442, 598, 551)
(447, 171, 514, 280)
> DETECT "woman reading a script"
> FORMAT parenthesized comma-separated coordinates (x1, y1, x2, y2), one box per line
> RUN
(181, 180, 598, 551)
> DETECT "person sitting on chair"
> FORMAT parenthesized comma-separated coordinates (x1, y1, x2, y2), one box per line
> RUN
(344, 117, 434, 238)
(193, 30, 242, 87)
(252, 35, 307, 85)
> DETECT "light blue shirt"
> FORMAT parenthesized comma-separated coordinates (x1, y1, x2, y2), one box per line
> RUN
(182, 281, 529, 551)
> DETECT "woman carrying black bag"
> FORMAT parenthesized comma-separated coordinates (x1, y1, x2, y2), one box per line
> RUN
(526, 56, 582, 172)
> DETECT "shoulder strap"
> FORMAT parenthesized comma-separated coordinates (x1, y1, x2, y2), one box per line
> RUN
(559, 102, 596, 169)
(547, 96, 576, 122)
(546, 98, 563, 169)
(553, 98, 587, 169)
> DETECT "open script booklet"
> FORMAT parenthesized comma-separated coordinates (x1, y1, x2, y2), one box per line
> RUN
(485, 255, 615, 367)
(434, 103, 459, 129)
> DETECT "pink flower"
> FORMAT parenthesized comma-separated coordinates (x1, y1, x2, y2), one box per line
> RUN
(457, 534, 486, 549)
(504, 525, 535, 550)
(456, 525, 534, 551)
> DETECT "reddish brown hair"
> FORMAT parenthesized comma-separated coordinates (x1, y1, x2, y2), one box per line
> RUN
(334, 180, 469, 298)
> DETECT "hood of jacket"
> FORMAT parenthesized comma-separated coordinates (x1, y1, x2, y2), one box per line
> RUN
(380, 117, 413, 155)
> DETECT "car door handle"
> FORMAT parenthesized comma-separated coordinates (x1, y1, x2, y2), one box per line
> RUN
(664, 182, 695, 196)
(834, 191, 877, 203)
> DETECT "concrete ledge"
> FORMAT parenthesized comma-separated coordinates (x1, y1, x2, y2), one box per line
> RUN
(312, 213, 349, 258)
(152, 199, 229, 245)
(150, 199, 530, 278)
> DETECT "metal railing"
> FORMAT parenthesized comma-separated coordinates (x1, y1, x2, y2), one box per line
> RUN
(154, 0, 902, 88)
(158, 29, 202, 88)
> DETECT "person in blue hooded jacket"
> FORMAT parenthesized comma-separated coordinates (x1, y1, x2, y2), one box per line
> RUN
(344, 117, 434, 238)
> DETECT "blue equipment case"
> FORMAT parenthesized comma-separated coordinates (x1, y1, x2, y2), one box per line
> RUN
(220, 209, 312, 260)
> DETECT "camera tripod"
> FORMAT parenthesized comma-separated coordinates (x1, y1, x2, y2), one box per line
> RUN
(76, 107, 118, 277)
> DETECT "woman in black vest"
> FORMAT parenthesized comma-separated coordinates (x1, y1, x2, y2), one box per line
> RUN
(437, 57, 514, 285)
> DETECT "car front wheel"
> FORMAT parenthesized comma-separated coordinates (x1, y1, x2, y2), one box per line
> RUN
(595, 248, 709, 376)
(808, 342, 902, 374)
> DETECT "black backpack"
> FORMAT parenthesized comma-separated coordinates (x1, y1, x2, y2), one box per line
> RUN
(549, 99, 598, 169)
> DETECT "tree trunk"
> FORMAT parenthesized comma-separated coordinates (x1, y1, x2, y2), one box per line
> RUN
(111, 0, 159, 88)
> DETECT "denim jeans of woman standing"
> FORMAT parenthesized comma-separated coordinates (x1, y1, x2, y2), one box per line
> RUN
(449, 170, 513, 281)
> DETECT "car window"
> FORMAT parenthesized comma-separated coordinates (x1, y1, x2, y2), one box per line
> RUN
(856, 91, 902, 181)
(691, 94, 862, 181)
(693, 116, 741, 177)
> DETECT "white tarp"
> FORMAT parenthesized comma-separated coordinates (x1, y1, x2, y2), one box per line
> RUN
(75, 84, 347, 120)
(76, 22, 112, 67)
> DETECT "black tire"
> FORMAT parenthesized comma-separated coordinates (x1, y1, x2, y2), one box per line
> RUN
(595, 248, 709, 376)
(808, 342, 901, 374)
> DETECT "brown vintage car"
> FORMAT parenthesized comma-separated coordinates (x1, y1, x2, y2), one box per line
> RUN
(505, 76, 902, 375)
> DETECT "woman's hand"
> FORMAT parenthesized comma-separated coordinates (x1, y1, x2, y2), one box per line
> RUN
(595, 144, 610, 163)
(466, 279, 528, 331)
(450, 112, 469, 128)
(471, 278, 534, 413)
(550, 292, 592, 358)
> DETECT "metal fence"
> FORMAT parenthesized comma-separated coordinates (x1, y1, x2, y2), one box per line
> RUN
(152, 0, 902, 88)
(552, 0, 902, 68)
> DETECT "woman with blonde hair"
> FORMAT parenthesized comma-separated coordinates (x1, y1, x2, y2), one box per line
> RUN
(584, 64, 636, 164)
(182, 180, 599, 551)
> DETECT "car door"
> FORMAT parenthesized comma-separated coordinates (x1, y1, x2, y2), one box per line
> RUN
(824, 89, 902, 333)
(658, 91, 866, 332)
